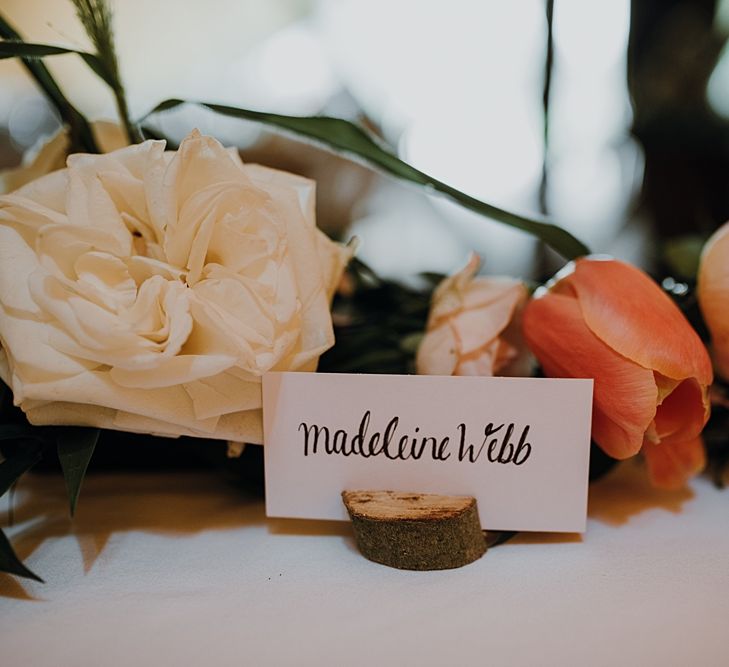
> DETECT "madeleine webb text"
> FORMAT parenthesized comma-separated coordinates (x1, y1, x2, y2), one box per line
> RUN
(298, 410, 532, 465)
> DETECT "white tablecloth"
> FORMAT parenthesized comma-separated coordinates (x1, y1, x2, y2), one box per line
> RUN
(1, 462, 728, 666)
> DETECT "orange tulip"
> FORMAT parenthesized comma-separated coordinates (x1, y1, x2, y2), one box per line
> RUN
(523, 258, 712, 488)
(698, 220, 729, 380)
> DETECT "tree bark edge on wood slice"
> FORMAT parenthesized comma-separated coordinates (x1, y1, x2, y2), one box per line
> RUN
(342, 490, 487, 571)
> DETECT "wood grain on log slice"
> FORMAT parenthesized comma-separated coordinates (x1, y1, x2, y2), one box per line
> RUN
(342, 490, 486, 570)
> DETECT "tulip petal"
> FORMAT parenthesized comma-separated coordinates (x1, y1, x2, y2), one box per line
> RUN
(643, 436, 706, 489)
(653, 377, 709, 444)
(523, 292, 657, 458)
(591, 409, 648, 460)
(698, 221, 729, 379)
(654, 372, 679, 404)
(567, 259, 712, 385)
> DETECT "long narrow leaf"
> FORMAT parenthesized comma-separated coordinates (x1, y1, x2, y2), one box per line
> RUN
(57, 427, 99, 517)
(0, 14, 99, 153)
(0, 41, 114, 86)
(69, 0, 141, 144)
(0, 528, 43, 582)
(0, 441, 42, 498)
(145, 99, 590, 260)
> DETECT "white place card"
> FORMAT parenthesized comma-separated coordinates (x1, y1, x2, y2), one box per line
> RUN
(262, 373, 593, 532)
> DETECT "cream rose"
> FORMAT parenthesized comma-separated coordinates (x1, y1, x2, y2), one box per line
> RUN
(0, 130, 350, 442)
(416, 253, 531, 377)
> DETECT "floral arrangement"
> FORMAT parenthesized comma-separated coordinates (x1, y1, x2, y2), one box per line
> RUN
(0, 1, 727, 582)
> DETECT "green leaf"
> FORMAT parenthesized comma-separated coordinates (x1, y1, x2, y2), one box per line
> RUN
(144, 100, 591, 261)
(0, 441, 42, 498)
(0, 527, 43, 582)
(57, 427, 99, 517)
(663, 235, 707, 280)
(0, 14, 100, 153)
(0, 40, 114, 86)
(69, 0, 141, 143)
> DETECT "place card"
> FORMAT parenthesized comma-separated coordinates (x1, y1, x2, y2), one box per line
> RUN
(262, 372, 593, 532)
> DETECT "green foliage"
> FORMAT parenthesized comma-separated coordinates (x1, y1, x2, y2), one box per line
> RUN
(319, 259, 432, 375)
(0, 14, 99, 153)
(70, 0, 140, 143)
(663, 235, 707, 280)
(0, 435, 45, 581)
(0, 2, 140, 146)
(57, 427, 100, 517)
(0, 383, 100, 579)
(0, 528, 43, 583)
(1, 12, 589, 260)
(145, 99, 591, 261)
(0, 438, 43, 498)
(0, 40, 114, 85)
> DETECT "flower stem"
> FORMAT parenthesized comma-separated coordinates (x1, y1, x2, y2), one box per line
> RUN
(71, 0, 142, 144)
(112, 77, 140, 144)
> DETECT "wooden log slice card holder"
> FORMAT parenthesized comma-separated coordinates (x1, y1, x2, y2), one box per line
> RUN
(342, 490, 487, 570)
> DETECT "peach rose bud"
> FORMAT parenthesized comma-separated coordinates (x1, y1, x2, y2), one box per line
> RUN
(523, 258, 712, 488)
(416, 253, 531, 377)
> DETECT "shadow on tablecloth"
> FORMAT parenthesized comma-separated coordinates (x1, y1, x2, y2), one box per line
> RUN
(0, 470, 357, 601)
(587, 460, 694, 526)
(505, 460, 696, 547)
(0, 471, 267, 599)
(0, 459, 699, 599)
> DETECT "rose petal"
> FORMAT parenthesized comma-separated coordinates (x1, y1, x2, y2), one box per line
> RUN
(0, 225, 44, 314)
(245, 163, 317, 228)
(314, 228, 353, 301)
(426, 253, 479, 323)
(18, 369, 219, 434)
(110, 353, 236, 389)
(452, 281, 526, 355)
(0, 130, 69, 194)
(0, 189, 67, 243)
(455, 339, 501, 376)
(182, 371, 261, 420)
(260, 179, 334, 358)
(0, 129, 348, 443)
(23, 400, 265, 441)
(418, 253, 528, 380)
(416, 324, 459, 375)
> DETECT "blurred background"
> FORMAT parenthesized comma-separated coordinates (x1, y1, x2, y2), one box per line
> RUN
(1, 0, 729, 281)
